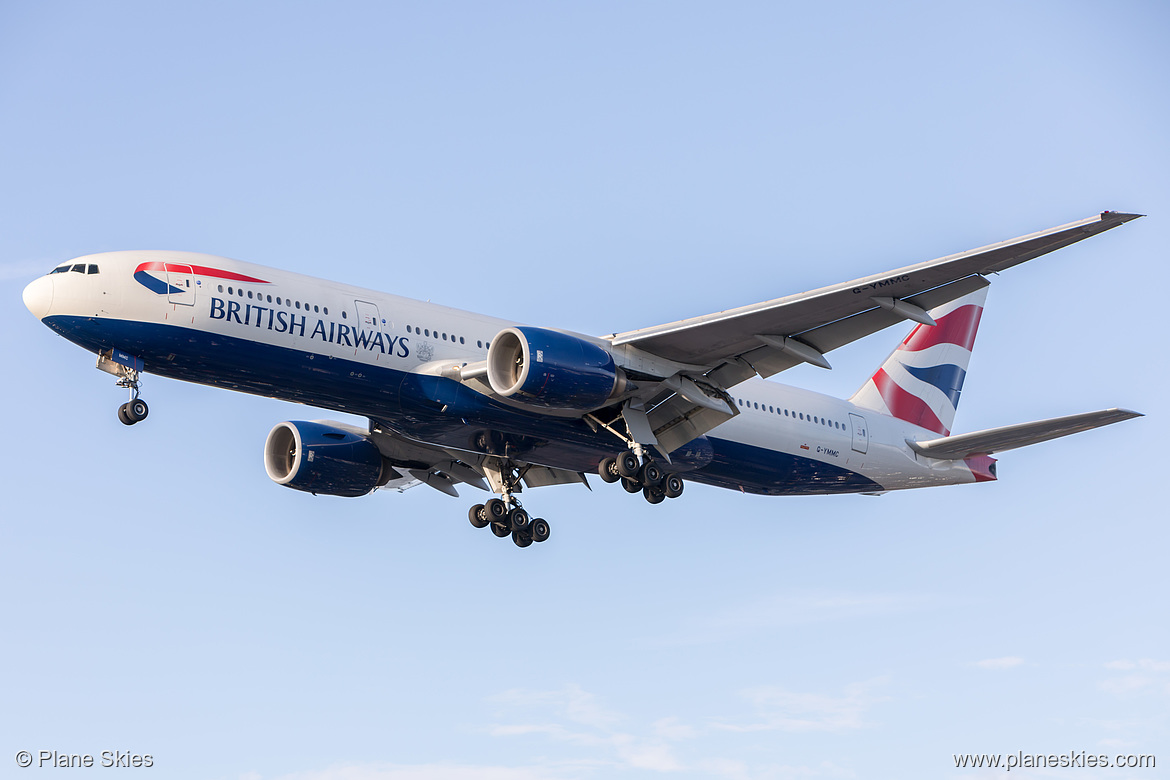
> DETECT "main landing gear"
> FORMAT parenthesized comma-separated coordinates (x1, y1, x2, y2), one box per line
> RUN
(467, 460, 550, 549)
(468, 498, 551, 548)
(598, 449, 684, 505)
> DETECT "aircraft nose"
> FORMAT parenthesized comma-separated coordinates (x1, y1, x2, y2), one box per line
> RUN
(22, 274, 54, 320)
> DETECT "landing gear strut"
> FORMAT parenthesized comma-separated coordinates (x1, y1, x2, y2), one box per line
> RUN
(111, 364, 149, 426)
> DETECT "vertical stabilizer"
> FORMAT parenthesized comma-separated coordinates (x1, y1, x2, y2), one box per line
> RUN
(850, 288, 988, 436)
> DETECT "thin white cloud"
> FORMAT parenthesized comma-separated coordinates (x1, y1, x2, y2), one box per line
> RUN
(652, 717, 698, 741)
(1105, 659, 1170, 672)
(1099, 675, 1157, 695)
(491, 684, 624, 732)
(711, 678, 890, 734)
(1100, 659, 1170, 697)
(488, 684, 682, 772)
(484, 683, 881, 776)
(973, 656, 1024, 670)
(248, 764, 566, 780)
(246, 757, 858, 780)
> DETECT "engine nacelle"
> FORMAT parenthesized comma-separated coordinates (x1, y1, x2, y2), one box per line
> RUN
(487, 326, 623, 411)
(264, 421, 386, 498)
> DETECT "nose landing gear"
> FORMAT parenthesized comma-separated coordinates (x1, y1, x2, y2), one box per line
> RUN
(97, 350, 149, 426)
(118, 398, 149, 426)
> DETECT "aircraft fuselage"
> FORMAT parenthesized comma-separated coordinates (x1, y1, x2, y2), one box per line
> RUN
(23, 250, 985, 497)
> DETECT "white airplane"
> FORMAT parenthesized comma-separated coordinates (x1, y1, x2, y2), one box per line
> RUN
(23, 211, 1142, 547)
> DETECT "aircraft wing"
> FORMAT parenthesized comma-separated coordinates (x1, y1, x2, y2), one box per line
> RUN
(907, 408, 1143, 461)
(609, 211, 1141, 386)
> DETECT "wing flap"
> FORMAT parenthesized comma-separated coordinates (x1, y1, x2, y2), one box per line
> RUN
(522, 466, 590, 489)
(908, 408, 1143, 460)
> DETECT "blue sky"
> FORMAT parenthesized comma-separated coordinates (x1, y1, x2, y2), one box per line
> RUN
(1, 2, 1167, 779)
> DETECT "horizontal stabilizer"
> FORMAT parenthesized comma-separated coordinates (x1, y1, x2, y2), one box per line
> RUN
(908, 408, 1143, 460)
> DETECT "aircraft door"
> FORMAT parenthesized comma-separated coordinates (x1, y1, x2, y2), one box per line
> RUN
(166, 263, 196, 306)
(848, 413, 869, 454)
(355, 300, 382, 331)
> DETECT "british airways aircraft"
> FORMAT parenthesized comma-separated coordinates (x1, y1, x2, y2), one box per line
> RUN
(23, 211, 1142, 548)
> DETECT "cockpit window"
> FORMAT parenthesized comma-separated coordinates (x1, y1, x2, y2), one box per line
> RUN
(50, 265, 71, 274)
(87, 264, 99, 274)
(71, 264, 85, 273)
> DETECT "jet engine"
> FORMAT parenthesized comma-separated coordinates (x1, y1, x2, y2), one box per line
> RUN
(264, 421, 388, 497)
(487, 326, 625, 411)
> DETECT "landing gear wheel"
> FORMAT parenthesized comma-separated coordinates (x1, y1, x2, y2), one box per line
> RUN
(640, 461, 663, 487)
(512, 529, 533, 548)
(643, 486, 666, 504)
(117, 403, 135, 426)
(617, 450, 641, 479)
(509, 507, 531, 532)
(469, 504, 489, 528)
(598, 457, 621, 483)
(128, 399, 149, 421)
(490, 522, 512, 538)
(484, 498, 508, 522)
(621, 477, 642, 494)
(530, 518, 551, 543)
(663, 474, 684, 499)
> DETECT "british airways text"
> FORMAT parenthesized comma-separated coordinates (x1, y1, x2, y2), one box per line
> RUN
(209, 297, 410, 357)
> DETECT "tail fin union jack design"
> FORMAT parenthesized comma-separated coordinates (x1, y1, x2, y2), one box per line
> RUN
(851, 289, 987, 437)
